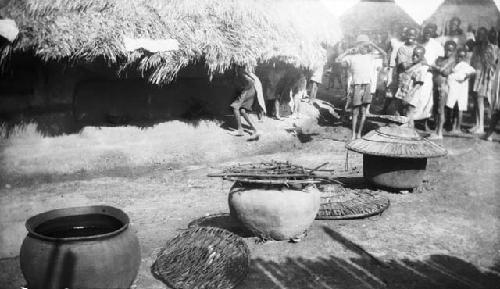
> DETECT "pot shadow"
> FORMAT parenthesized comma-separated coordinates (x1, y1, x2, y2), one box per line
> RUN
(332, 177, 373, 190)
(331, 176, 425, 194)
(241, 227, 500, 289)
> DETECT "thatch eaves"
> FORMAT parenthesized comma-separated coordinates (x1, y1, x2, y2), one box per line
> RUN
(0, 0, 341, 85)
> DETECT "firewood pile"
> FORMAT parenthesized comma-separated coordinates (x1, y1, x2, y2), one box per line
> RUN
(207, 161, 331, 185)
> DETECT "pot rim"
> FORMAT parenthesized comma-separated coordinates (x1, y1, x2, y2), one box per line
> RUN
(25, 205, 130, 242)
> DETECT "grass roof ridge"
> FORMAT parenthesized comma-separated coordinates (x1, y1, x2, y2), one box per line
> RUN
(1, 0, 341, 84)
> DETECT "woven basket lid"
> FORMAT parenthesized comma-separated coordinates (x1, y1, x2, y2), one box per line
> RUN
(346, 126, 447, 158)
(152, 227, 250, 289)
(188, 213, 254, 238)
(316, 184, 390, 220)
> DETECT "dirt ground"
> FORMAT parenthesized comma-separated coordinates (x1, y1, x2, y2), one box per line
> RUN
(0, 103, 499, 289)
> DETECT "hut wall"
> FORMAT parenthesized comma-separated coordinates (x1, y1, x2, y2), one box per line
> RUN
(73, 75, 237, 125)
(0, 59, 90, 114)
(1, 60, 241, 134)
(1, 58, 308, 136)
(0, 55, 36, 114)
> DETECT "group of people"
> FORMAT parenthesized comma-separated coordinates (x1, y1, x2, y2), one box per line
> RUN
(230, 16, 500, 142)
(338, 16, 500, 140)
(230, 63, 322, 137)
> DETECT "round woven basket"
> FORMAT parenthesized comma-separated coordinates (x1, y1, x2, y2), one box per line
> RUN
(152, 227, 250, 289)
(315, 184, 390, 220)
(188, 213, 254, 238)
(346, 126, 447, 158)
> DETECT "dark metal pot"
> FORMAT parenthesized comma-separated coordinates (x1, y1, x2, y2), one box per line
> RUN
(20, 205, 140, 289)
(363, 154, 427, 190)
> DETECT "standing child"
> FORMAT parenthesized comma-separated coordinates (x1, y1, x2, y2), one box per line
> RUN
(383, 26, 407, 115)
(429, 41, 457, 139)
(396, 46, 432, 128)
(392, 28, 419, 116)
(289, 73, 308, 119)
(470, 27, 498, 134)
(231, 65, 259, 136)
(337, 35, 379, 139)
(446, 48, 476, 133)
(309, 64, 324, 104)
(485, 45, 500, 141)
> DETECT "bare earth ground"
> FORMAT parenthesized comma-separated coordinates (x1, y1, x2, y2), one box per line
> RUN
(0, 103, 499, 289)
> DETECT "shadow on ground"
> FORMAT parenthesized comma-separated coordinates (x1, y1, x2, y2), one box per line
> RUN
(241, 227, 500, 289)
(2, 226, 499, 289)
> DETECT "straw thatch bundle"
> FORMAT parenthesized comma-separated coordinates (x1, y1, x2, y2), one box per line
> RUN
(0, 0, 340, 84)
(346, 126, 447, 158)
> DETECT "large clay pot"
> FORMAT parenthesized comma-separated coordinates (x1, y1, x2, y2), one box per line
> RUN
(20, 205, 141, 289)
(228, 183, 320, 240)
(363, 154, 427, 190)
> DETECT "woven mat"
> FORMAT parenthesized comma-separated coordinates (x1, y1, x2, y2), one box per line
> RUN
(316, 184, 390, 220)
(188, 213, 254, 238)
(152, 227, 250, 289)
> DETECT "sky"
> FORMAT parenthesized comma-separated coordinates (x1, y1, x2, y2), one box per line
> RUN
(320, 0, 500, 24)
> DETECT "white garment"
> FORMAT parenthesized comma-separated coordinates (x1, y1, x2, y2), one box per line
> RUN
(370, 58, 384, 94)
(249, 72, 266, 114)
(447, 62, 475, 111)
(412, 72, 434, 120)
(341, 54, 374, 84)
(0, 19, 19, 42)
(389, 37, 404, 67)
(311, 66, 323, 83)
(422, 38, 444, 66)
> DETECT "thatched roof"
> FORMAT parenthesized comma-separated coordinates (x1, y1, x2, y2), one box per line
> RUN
(425, 0, 500, 31)
(346, 126, 447, 158)
(443, 0, 495, 4)
(0, 0, 341, 84)
(340, 1, 419, 34)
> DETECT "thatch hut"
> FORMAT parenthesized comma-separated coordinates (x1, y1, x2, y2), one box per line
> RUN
(340, 0, 418, 46)
(425, 0, 500, 33)
(0, 0, 340, 130)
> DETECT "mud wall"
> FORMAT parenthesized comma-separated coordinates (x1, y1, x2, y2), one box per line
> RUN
(0, 58, 241, 132)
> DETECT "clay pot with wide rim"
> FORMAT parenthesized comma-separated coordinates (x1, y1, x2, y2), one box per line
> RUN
(20, 205, 141, 289)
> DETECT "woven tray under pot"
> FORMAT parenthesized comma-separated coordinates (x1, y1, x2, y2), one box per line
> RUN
(316, 185, 390, 220)
(152, 227, 250, 289)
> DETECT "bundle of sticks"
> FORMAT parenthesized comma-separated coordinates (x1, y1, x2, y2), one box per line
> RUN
(207, 161, 335, 185)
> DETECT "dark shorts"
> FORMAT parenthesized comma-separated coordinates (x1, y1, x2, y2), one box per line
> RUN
(231, 87, 256, 111)
(349, 84, 372, 106)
